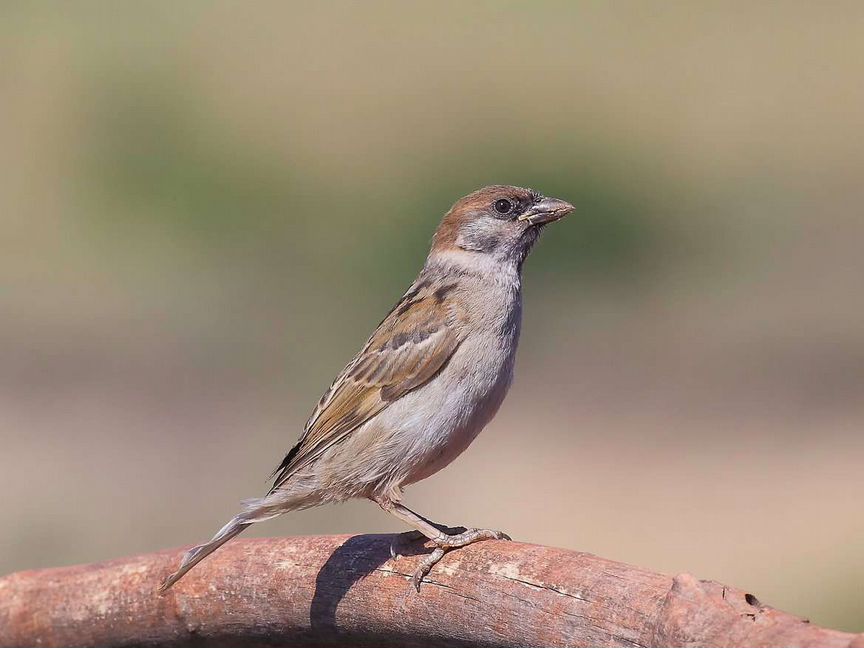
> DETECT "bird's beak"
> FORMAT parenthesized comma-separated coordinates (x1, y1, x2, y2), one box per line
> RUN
(517, 197, 575, 225)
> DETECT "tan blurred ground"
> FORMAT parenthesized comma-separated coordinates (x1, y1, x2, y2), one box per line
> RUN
(1, 1, 862, 632)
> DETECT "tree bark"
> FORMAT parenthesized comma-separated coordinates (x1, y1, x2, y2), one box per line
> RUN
(1, 535, 861, 647)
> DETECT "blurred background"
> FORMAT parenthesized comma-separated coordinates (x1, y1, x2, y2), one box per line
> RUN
(2, 1, 862, 631)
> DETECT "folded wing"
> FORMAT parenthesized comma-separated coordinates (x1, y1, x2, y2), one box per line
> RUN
(269, 280, 463, 492)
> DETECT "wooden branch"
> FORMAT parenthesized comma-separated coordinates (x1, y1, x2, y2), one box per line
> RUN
(1, 535, 861, 648)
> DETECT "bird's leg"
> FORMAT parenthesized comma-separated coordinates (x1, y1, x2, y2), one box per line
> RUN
(387, 510, 441, 560)
(388, 518, 467, 559)
(396, 508, 466, 541)
(379, 494, 467, 558)
(375, 498, 510, 590)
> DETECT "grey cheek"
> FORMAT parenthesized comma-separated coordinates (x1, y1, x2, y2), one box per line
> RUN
(456, 227, 501, 253)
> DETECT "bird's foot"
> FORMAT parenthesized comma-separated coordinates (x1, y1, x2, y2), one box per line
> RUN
(411, 547, 448, 591)
(434, 527, 510, 547)
(389, 525, 467, 558)
(410, 527, 511, 591)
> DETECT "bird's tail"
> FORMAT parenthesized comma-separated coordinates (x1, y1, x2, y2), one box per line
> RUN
(158, 491, 312, 593)
(158, 514, 252, 592)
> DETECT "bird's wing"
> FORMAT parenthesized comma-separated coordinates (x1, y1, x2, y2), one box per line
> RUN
(269, 279, 464, 492)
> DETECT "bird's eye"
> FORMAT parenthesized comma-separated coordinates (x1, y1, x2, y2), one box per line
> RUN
(494, 199, 512, 214)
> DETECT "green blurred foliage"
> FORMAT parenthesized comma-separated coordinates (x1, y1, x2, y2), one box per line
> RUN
(83, 73, 304, 254)
(81, 70, 674, 297)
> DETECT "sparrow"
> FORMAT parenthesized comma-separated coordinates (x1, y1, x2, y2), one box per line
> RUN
(160, 185, 574, 592)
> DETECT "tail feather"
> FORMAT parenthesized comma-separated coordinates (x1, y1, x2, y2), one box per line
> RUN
(158, 515, 251, 592)
(158, 491, 313, 593)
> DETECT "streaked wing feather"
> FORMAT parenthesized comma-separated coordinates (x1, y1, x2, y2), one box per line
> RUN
(269, 281, 462, 491)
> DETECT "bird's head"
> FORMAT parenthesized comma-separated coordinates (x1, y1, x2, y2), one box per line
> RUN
(430, 185, 574, 270)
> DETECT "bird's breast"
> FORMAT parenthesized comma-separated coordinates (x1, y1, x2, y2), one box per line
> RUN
(381, 288, 522, 486)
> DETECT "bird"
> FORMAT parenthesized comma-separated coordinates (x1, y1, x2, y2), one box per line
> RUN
(159, 185, 574, 592)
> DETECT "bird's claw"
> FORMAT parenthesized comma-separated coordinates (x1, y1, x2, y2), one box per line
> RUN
(434, 527, 510, 548)
(389, 530, 426, 559)
(411, 547, 447, 591)
(410, 527, 511, 591)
